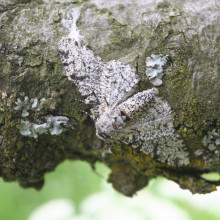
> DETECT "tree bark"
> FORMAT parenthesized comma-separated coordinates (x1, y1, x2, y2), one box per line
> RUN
(0, 0, 219, 196)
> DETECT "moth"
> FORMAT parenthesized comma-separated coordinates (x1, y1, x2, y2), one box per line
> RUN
(59, 37, 189, 167)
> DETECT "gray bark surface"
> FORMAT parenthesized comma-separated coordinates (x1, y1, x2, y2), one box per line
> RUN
(0, 0, 219, 195)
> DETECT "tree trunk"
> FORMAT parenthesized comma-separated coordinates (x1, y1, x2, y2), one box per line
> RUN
(0, 0, 219, 196)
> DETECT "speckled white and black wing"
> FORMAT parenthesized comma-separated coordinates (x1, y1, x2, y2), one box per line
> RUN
(59, 37, 189, 167)
(59, 37, 139, 117)
(59, 37, 105, 112)
(117, 95, 189, 166)
(101, 60, 139, 109)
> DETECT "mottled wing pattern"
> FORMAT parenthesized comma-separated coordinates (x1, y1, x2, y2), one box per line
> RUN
(102, 61, 139, 109)
(59, 37, 189, 167)
(118, 95, 189, 166)
(59, 37, 139, 117)
(59, 37, 105, 114)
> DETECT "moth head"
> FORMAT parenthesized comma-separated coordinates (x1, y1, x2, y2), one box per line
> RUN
(95, 109, 129, 140)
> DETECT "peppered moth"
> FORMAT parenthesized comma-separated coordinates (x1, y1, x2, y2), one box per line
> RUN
(59, 37, 189, 167)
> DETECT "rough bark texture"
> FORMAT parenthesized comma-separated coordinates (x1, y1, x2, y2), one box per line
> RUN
(0, 0, 219, 196)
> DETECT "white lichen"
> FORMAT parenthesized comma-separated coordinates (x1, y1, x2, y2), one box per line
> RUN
(145, 54, 168, 86)
(194, 129, 220, 159)
(216, 138, 220, 146)
(48, 116, 69, 135)
(19, 116, 76, 138)
(194, 149, 204, 156)
(31, 98, 38, 109)
(20, 121, 32, 136)
(22, 109, 29, 117)
(59, 36, 189, 167)
(1, 92, 7, 99)
(14, 98, 25, 111)
(202, 129, 220, 152)
(33, 123, 48, 135)
(14, 96, 44, 117)
(15, 95, 76, 138)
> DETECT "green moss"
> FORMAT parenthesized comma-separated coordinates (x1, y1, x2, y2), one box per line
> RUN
(157, 1, 170, 9)
(101, 19, 138, 60)
(157, 60, 201, 138)
(0, 93, 98, 189)
(177, 99, 205, 136)
(77, 4, 140, 61)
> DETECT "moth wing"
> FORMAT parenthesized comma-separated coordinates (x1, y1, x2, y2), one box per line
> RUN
(59, 37, 140, 116)
(102, 60, 140, 108)
(118, 93, 189, 166)
(59, 37, 105, 111)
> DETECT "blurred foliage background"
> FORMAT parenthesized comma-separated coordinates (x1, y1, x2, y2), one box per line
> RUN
(0, 160, 219, 220)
